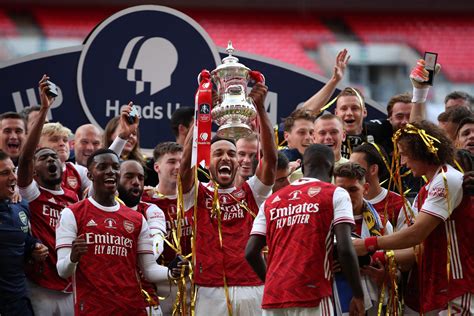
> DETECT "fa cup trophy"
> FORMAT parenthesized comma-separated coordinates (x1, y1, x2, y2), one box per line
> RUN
(210, 41, 265, 139)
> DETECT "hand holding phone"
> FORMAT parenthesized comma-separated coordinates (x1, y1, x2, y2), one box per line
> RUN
(128, 105, 139, 124)
(46, 80, 58, 98)
(423, 52, 438, 86)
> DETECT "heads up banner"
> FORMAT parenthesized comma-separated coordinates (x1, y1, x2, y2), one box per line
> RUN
(0, 5, 384, 149)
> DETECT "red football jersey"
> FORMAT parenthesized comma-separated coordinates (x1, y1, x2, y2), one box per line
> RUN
(253, 178, 354, 309)
(62, 162, 83, 199)
(26, 186, 78, 292)
(191, 182, 262, 287)
(407, 165, 474, 313)
(64, 199, 148, 315)
(368, 189, 404, 229)
(143, 193, 193, 265)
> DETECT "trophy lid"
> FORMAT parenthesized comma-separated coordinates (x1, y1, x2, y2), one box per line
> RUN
(213, 41, 250, 73)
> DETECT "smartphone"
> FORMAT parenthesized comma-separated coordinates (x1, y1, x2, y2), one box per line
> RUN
(128, 105, 139, 124)
(424, 52, 438, 85)
(168, 254, 185, 270)
(46, 80, 58, 98)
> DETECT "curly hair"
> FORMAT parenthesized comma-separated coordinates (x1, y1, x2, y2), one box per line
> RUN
(396, 121, 455, 165)
(333, 162, 366, 183)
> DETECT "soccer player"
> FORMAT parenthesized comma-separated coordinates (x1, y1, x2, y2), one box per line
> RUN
(180, 82, 277, 315)
(334, 162, 393, 315)
(0, 149, 48, 316)
(349, 143, 412, 231)
(246, 144, 365, 316)
(72, 124, 102, 167)
(235, 134, 259, 187)
(280, 108, 315, 162)
(56, 149, 180, 315)
(118, 160, 167, 315)
(353, 121, 473, 314)
(0, 112, 26, 166)
(455, 116, 474, 155)
(17, 77, 80, 315)
(141, 141, 191, 314)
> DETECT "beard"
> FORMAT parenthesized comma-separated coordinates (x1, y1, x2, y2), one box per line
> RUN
(117, 185, 141, 208)
(41, 176, 63, 187)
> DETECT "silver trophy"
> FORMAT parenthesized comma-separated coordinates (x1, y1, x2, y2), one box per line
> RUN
(211, 41, 264, 139)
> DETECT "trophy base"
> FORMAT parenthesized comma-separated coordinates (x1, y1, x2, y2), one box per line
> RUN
(217, 123, 253, 140)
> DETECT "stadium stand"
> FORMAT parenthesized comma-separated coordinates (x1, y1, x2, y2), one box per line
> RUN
(345, 13, 474, 82)
(30, 7, 333, 74)
(0, 9, 18, 36)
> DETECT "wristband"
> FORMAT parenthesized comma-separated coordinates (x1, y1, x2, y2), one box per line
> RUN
(370, 250, 386, 266)
(364, 236, 379, 253)
(412, 87, 429, 103)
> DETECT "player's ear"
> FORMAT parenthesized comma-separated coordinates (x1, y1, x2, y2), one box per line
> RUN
(87, 171, 93, 181)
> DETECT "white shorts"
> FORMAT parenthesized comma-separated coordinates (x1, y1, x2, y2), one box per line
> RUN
(263, 297, 334, 316)
(195, 285, 263, 316)
(404, 292, 474, 315)
(27, 280, 74, 316)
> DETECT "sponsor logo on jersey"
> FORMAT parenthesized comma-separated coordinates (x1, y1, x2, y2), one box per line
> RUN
(308, 186, 321, 197)
(48, 197, 57, 204)
(104, 218, 117, 229)
(123, 220, 135, 233)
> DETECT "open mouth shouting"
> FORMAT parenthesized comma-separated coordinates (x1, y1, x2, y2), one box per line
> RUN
(6, 141, 20, 153)
(104, 177, 117, 189)
(47, 163, 59, 175)
(217, 164, 233, 181)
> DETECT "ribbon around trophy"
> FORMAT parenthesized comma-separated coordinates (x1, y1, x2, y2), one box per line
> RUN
(193, 70, 213, 169)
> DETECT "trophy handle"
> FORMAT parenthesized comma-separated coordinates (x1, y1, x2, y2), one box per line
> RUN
(249, 70, 265, 85)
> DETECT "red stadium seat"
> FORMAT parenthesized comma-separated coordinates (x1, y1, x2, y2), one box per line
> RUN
(0, 10, 18, 36)
(345, 13, 474, 82)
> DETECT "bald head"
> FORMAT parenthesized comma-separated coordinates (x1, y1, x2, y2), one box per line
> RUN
(74, 124, 102, 167)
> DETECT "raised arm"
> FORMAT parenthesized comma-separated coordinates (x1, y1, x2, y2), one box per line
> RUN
(179, 126, 195, 194)
(302, 49, 349, 115)
(252, 83, 277, 186)
(17, 75, 54, 187)
(409, 59, 441, 123)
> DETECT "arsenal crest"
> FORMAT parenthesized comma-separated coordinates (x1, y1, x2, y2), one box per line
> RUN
(123, 220, 135, 233)
(308, 187, 321, 197)
(67, 176, 78, 189)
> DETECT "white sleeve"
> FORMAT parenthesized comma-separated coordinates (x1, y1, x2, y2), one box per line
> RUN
(138, 253, 169, 284)
(395, 205, 418, 232)
(145, 204, 167, 258)
(421, 170, 463, 221)
(109, 136, 128, 157)
(18, 181, 40, 202)
(333, 187, 355, 226)
(247, 175, 273, 207)
(250, 203, 267, 235)
(56, 208, 78, 279)
(183, 184, 196, 212)
(137, 216, 154, 255)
